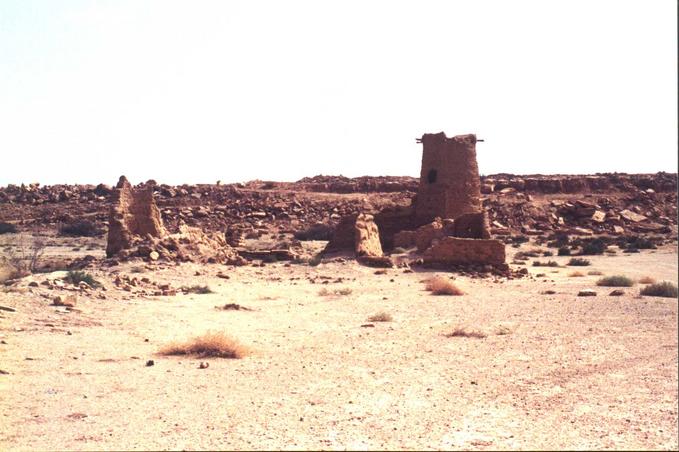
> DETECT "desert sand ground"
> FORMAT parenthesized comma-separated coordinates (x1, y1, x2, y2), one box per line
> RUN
(0, 237, 677, 450)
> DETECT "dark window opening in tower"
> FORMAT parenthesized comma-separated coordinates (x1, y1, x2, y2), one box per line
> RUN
(427, 169, 437, 184)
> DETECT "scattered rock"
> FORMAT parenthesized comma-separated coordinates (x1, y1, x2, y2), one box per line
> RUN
(52, 295, 77, 307)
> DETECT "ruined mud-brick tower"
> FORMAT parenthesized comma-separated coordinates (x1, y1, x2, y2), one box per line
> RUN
(106, 176, 166, 257)
(414, 132, 482, 222)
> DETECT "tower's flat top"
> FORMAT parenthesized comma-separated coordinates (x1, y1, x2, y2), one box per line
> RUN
(419, 132, 476, 144)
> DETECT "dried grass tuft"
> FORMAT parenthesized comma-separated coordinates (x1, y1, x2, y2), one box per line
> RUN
(444, 327, 487, 339)
(367, 312, 393, 322)
(425, 276, 464, 296)
(158, 331, 249, 359)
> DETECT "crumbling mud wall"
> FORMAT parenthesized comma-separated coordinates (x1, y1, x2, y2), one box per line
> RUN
(423, 237, 505, 265)
(415, 133, 482, 222)
(323, 132, 498, 266)
(451, 212, 491, 239)
(354, 214, 383, 257)
(106, 176, 166, 258)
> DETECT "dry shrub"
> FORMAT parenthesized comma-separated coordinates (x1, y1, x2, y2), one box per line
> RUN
(367, 312, 392, 322)
(567, 257, 591, 266)
(568, 271, 585, 277)
(159, 331, 248, 359)
(318, 287, 352, 296)
(638, 276, 656, 284)
(597, 275, 634, 287)
(445, 327, 487, 339)
(640, 281, 678, 298)
(494, 325, 513, 335)
(218, 303, 252, 311)
(587, 270, 603, 276)
(183, 285, 213, 294)
(532, 260, 559, 267)
(426, 276, 464, 296)
(1, 238, 46, 278)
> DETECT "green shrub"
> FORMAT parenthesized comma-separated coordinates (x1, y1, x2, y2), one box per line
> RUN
(0, 222, 17, 234)
(567, 257, 591, 266)
(596, 275, 634, 287)
(640, 282, 678, 298)
(65, 270, 101, 288)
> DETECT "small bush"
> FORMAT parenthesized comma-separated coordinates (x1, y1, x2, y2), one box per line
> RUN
(547, 233, 570, 249)
(580, 238, 607, 255)
(567, 257, 591, 266)
(293, 223, 334, 241)
(159, 331, 248, 359)
(516, 251, 539, 259)
(510, 235, 530, 245)
(219, 303, 252, 311)
(425, 276, 464, 296)
(367, 312, 392, 322)
(59, 219, 101, 237)
(183, 285, 213, 294)
(542, 250, 553, 257)
(557, 247, 571, 256)
(587, 270, 603, 276)
(0, 222, 17, 234)
(596, 275, 635, 287)
(318, 287, 352, 296)
(638, 276, 656, 284)
(65, 270, 101, 288)
(568, 271, 585, 277)
(533, 260, 559, 267)
(444, 327, 487, 339)
(640, 282, 678, 298)
(622, 236, 657, 250)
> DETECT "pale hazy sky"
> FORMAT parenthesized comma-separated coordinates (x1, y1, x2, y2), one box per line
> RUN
(1, 0, 677, 186)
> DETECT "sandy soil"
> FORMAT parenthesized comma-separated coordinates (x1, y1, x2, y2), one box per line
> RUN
(0, 242, 677, 450)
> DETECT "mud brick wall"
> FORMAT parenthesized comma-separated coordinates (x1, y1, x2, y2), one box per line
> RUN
(415, 133, 482, 222)
(106, 178, 166, 257)
(423, 237, 505, 265)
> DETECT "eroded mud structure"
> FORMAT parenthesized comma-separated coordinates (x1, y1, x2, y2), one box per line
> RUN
(106, 176, 165, 258)
(415, 133, 482, 222)
(324, 132, 505, 267)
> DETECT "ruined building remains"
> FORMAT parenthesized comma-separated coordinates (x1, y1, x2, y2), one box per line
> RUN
(323, 132, 505, 267)
(106, 176, 165, 258)
(415, 133, 481, 222)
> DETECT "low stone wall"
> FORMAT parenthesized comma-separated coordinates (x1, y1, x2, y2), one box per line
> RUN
(423, 237, 505, 265)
